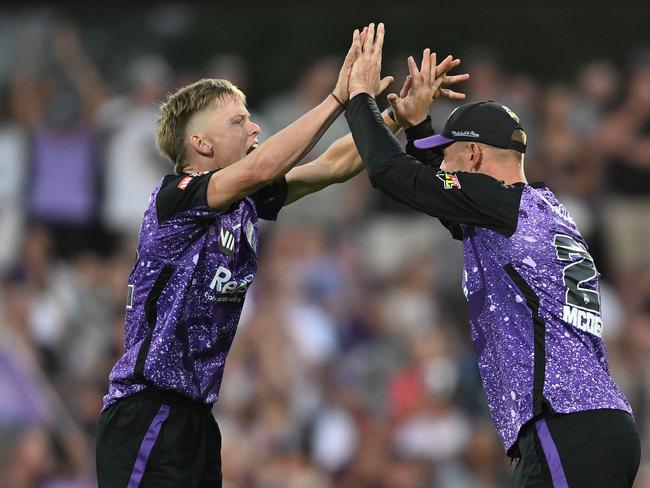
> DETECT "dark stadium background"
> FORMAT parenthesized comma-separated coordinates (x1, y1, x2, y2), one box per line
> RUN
(0, 2, 648, 487)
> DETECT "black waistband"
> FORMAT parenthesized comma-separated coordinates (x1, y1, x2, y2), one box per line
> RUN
(130, 387, 214, 413)
(509, 406, 637, 458)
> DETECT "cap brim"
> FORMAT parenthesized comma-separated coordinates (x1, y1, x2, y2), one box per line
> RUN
(413, 134, 455, 150)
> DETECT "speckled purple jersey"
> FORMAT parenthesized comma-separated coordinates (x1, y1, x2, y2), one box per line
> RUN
(103, 172, 286, 410)
(462, 184, 632, 452)
(344, 97, 634, 459)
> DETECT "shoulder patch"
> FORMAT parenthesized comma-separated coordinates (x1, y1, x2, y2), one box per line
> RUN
(436, 171, 462, 190)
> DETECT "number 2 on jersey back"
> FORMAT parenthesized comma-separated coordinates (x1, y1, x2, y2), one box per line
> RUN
(553, 234, 601, 313)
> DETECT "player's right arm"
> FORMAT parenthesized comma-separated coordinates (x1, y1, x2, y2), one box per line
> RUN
(206, 28, 364, 211)
(346, 93, 522, 236)
(345, 29, 519, 236)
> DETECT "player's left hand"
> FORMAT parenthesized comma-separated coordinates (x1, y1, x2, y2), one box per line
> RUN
(348, 22, 394, 99)
(333, 27, 363, 104)
(387, 51, 470, 128)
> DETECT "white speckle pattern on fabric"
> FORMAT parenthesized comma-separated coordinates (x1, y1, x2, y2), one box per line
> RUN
(461, 184, 632, 452)
(103, 176, 283, 410)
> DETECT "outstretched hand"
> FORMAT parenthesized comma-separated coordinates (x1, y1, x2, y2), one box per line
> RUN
(333, 28, 363, 105)
(387, 50, 470, 127)
(346, 23, 394, 99)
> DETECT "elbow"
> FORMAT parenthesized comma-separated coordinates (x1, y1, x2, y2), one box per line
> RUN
(367, 165, 395, 192)
(330, 162, 350, 184)
(366, 165, 384, 188)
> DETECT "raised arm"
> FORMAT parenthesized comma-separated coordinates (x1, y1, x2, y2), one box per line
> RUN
(283, 110, 399, 205)
(343, 27, 520, 236)
(282, 23, 467, 206)
(206, 28, 364, 210)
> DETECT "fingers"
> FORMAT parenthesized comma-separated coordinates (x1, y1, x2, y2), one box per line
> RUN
(378, 75, 394, 95)
(421, 48, 431, 83)
(407, 55, 418, 80)
(442, 73, 470, 85)
(430, 52, 436, 85)
(440, 88, 467, 100)
(374, 22, 385, 57)
(344, 29, 361, 65)
(399, 75, 412, 98)
(359, 26, 368, 46)
(435, 55, 455, 77)
(363, 23, 375, 53)
(431, 75, 444, 95)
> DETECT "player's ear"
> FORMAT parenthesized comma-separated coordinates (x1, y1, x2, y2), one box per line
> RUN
(469, 143, 483, 172)
(190, 134, 214, 158)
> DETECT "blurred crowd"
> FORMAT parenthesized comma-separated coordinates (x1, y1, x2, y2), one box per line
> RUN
(0, 11, 649, 488)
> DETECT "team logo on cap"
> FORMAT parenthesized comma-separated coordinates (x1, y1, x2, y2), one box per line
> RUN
(502, 105, 520, 123)
(436, 171, 462, 190)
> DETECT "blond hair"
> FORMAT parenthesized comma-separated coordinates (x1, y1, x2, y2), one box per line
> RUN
(156, 79, 246, 174)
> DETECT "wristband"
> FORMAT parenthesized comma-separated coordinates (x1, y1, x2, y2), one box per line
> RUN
(330, 92, 347, 108)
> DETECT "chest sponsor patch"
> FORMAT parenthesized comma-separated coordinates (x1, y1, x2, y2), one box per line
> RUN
(436, 171, 461, 190)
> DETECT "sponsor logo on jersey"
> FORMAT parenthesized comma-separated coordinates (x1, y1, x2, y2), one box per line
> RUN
(178, 171, 210, 190)
(126, 284, 134, 309)
(245, 221, 256, 252)
(209, 265, 254, 295)
(451, 130, 480, 138)
(219, 227, 235, 257)
(177, 176, 193, 190)
(436, 171, 462, 190)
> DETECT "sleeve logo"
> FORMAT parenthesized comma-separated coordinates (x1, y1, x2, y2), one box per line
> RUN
(436, 171, 461, 190)
(178, 176, 193, 190)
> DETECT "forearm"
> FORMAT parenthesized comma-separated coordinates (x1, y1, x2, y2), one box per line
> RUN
(343, 92, 450, 216)
(248, 95, 343, 182)
(326, 110, 401, 182)
(404, 116, 444, 168)
(283, 110, 399, 205)
(345, 93, 411, 186)
(207, 95, 343, 210)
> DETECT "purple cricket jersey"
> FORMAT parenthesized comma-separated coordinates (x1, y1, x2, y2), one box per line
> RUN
(103, 171, 286, 410)
(344, 95, 634, 458)
(462, 184, 632, 452)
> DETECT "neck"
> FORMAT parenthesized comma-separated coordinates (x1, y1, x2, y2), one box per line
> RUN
(482, 165, 527, 185)
(183, 158, 221, 174)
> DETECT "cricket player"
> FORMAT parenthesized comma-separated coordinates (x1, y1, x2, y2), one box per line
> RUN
(95, 25, 465, 487)
(345, 22, 640, 488)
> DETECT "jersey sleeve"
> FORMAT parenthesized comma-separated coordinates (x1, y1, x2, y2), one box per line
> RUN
(248, 176, 288, 221)
(404, 116, 444, 168)
(156, 171, 217, 223)
(345, 94, 523, 237)
(404, 117, 462, 238)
